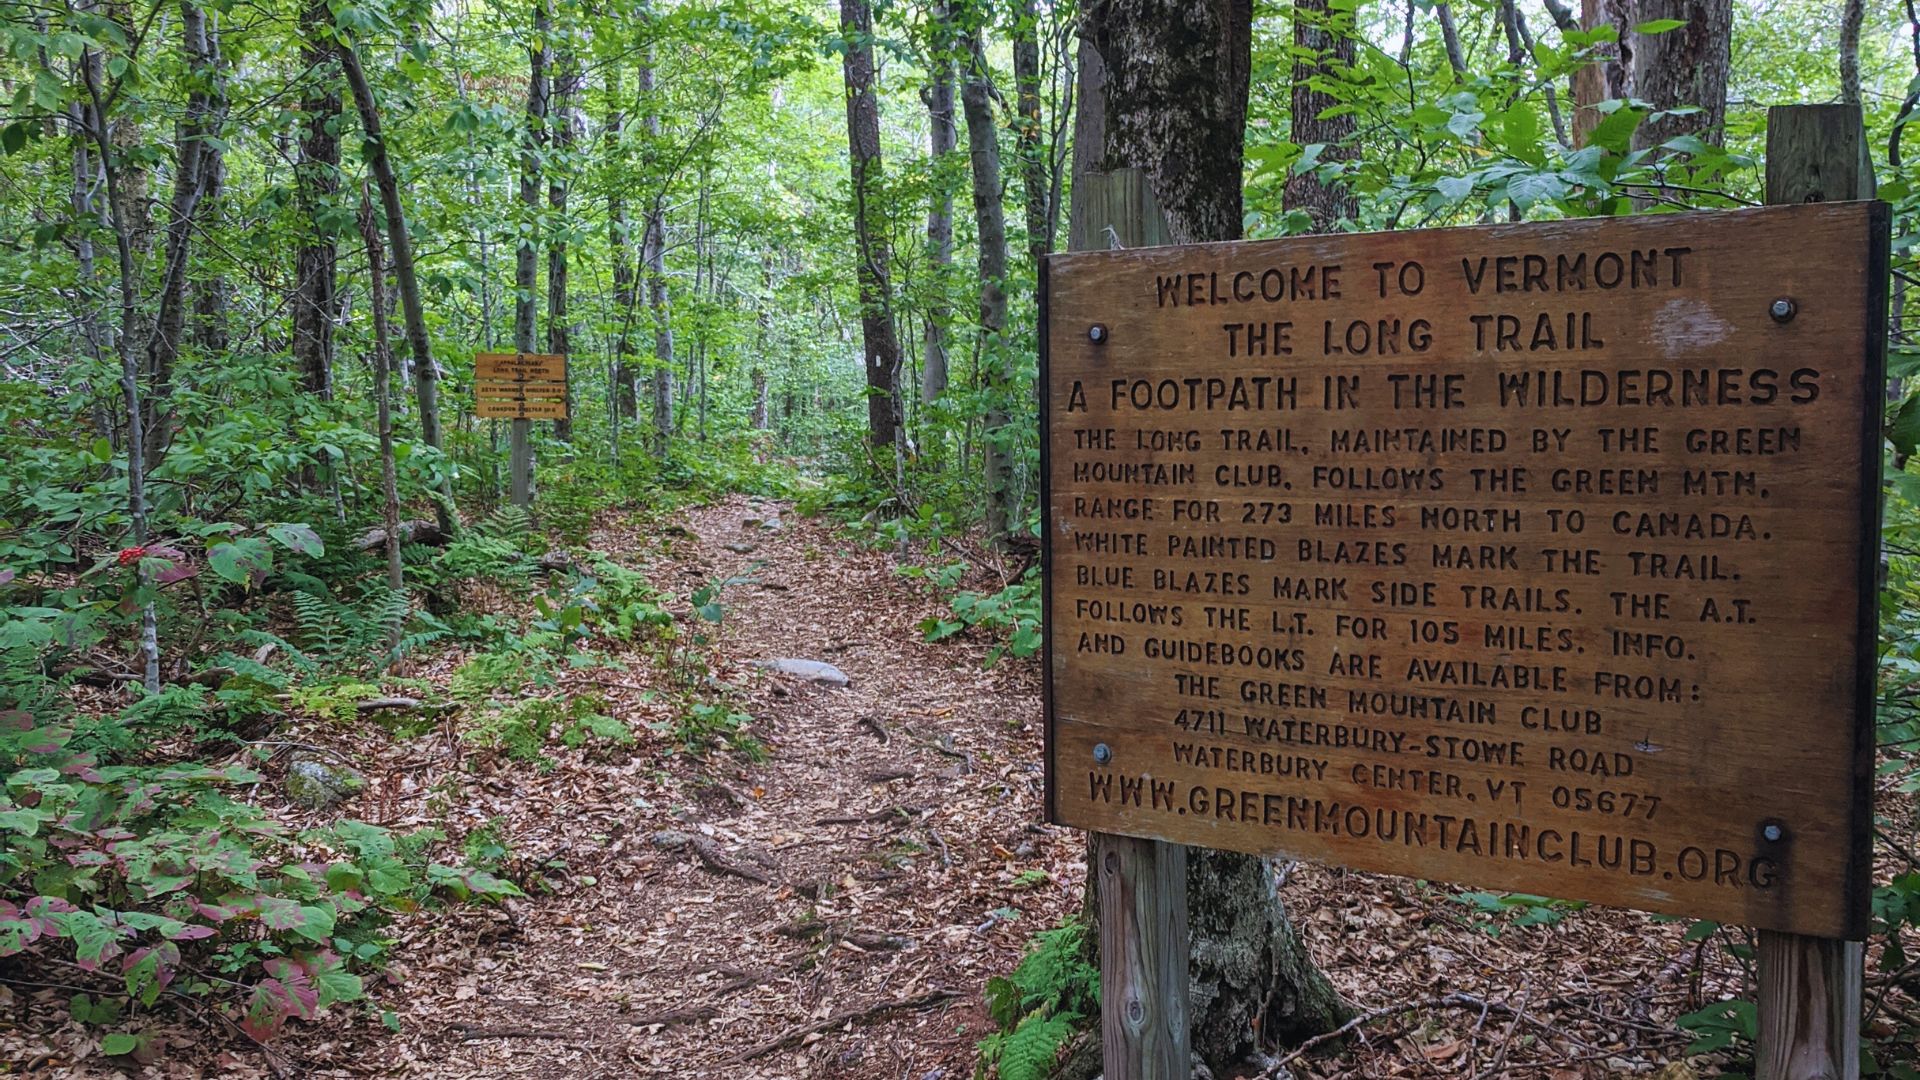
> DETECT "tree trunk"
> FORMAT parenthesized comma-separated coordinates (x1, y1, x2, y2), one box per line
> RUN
(357, 189, 404, 592)
(145, 0, 221, 464)
(293, 0, 339, 399)
(188, 10, 228, 356)
(547, 29, 580, 442)
(1603, 0, 1636, 100)
(1434, 2, 1467, 77)
(1281, 0, 1357, 230)
(840, 0, 906, 458)
(641, 57, 674, 453)
(1840, 0, 1865, 106)
(962, 27, 1011, 542)
(608, 66, 639, 423)
(77, 37, 158, 692)
(337, 38, 456, 535)
(511, 0, 549, 502)
(1082, 0, 1248, 245)
(1629, 0, 1732, 150)
(1011, 0, 1049, 264)
(1074, 2, 1350, 1071)
(921, 0, 957, 404)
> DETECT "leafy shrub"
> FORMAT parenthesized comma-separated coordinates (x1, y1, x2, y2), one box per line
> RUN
(657, 701, 764, 761)
(0, 706, 518, 1042)
(920, 567, 1042, 666)
(977, 919, 1099, 1080)
(462, 693, 631, 765)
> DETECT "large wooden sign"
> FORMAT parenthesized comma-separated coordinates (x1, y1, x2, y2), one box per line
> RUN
(475, 352, 568, 420)
(1042, 203, 1887, 939)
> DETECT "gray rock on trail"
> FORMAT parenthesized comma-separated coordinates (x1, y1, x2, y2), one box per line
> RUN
(724, 541, 759, 554)
(750, 658, 850, 687)
(285, 754, 366, 810)
(742, 516, 784, 532)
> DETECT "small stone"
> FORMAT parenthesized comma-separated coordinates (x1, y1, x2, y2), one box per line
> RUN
(758, 517, 783, 532)
(723, 541, 759, 554)
(749, 658, 850, 687)
(284, 754, 366, 810)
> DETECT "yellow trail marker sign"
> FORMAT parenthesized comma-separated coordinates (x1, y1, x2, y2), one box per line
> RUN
(475, 352, 569, 421)
(1041, 202, 1887, 939)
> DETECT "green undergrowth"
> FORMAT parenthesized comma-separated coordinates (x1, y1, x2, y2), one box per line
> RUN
(976, 918, 1099, 1080)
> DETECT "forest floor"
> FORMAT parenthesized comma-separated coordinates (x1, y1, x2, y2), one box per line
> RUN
(8, 496, 1839, 1078)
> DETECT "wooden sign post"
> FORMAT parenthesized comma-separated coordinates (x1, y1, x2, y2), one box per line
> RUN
(1041, 106, 1885, 1079)
(1755, 103, 1877, 1080)
(475, 353, 568, 506)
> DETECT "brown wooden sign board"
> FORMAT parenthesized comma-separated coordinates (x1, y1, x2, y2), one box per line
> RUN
(1041, 202, 1887, 939)
(476, 352, 567, 381)
(476, 397, 568, 420)
(475, 382, 568, 400)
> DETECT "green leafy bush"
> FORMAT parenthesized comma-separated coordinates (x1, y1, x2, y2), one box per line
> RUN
(977, 919, 1099, 1080)
(0, 705, 519, 1042)
(920, 567, 1042, 666)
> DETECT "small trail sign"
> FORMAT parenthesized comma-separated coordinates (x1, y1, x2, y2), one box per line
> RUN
(475, 352, 569, 420)
(1041, 202, 1887, 939)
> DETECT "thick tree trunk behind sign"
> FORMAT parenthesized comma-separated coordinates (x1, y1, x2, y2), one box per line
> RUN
(1071, 4, 1350, 1072)
(1011, 0, 1049, 264)
(1281, 0, 1356, 231)
(1628, 0, 1731, 150)
(840, 0, 906, 456)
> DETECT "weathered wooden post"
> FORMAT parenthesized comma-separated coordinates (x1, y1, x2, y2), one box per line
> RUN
(474, 352, 567, 507)
(1756, 102, 1876, 1080)
(1059, 162, 1192, 1080)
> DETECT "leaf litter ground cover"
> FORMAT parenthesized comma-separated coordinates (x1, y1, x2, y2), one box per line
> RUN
(4, 496, 1914, 1077)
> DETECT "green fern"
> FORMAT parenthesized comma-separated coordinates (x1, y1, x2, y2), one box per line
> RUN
(477, 506, 533, 540)
(977, 920, 1099, 1079)
(287, 585, 413, 673)
(994, 1014, 1077, 1080)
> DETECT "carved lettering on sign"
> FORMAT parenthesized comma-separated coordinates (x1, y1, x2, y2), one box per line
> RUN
(1041, 203, 1887, 939)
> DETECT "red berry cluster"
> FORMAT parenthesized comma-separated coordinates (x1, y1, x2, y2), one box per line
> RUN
(117, 546, 147, 566)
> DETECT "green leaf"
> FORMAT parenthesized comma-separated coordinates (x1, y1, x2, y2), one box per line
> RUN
(1634, 18, 1687, 33)
(266, 523, 324, 557)
(100, 1033, 139, 1056)
(208, 538, 273, 588)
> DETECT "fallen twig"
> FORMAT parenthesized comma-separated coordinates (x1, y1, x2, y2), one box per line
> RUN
(721, 988, 961, 1064)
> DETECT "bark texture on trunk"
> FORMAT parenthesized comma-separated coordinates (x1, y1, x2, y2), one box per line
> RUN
(146, 0, 223, 462)
(1083, 0, 1250, 245)
(1281, 0, 1356, 231)
(641, 57, 674, 452)
(921, 0, 957, 403)
(516, 0, 549, 360)
(1629, 0, 1732, 150)
(607, 67, 638, 422)
(1011, 0, 1049, 263)
(356, 191, 404, 592)
(962, 28, 1011, 541)
(841, 0, 907, 455)
(547, 32, 580, 442)
(293, 0, 339, 398)
(1071, 4, 1350, 1071)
